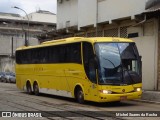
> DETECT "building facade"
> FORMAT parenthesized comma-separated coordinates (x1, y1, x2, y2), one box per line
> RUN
(56, 0, 160, 91)
(0, 11, 56, 72)
(144, 0, 160, 92)
(27, 10, 56, 24)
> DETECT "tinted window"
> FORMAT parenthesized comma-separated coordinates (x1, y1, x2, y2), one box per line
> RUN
(16, 42, 82, 64)
(66, 43, 81, 63)
(83, 42, 96, 83)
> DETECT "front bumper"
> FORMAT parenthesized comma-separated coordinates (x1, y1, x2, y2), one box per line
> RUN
(98, 91, 142, 102)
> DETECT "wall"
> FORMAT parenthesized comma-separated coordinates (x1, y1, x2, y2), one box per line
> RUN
(0, 34, 25, 56)
(158, 19, 160, 90)
(57, 0, 78, 29)
(0, 57, 15, 72)
(78, 0, 97, 29)
(57, 0, 146, 29)
(0, 35, 12, 56)
(98, 0, 146, 23)
(28, 13, 56, 24)
(0, 34, 39, 55)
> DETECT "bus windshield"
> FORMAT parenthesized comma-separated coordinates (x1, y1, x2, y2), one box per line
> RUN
(95, 42, 142, 85)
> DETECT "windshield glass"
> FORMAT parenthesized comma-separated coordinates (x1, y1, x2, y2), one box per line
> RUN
(95, 42, 141, 85)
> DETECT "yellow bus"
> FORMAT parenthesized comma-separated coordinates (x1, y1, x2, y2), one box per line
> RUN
(15, 37, 142, 103)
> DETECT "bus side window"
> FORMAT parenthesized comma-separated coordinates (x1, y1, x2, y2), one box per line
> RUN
(16, 51, 22, 64)
(48, 46, 58, 63)
(22, 50, 29, 64)
(66, 43, 81, 64)
(58, 45, 66, 63)
(31, 49, 39, 64)
(83, 42, 97, 83)
(48, 47, 53, 63)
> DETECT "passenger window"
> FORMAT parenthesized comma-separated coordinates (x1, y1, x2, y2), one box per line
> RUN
(66, 43, 81, 64)
(16, 43, 82, 64)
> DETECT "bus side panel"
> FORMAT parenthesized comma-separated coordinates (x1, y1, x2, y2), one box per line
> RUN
(16, 64, 27, 90)
(64, 63, 91, 99)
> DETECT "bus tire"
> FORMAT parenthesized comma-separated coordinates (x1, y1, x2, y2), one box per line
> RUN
(76, 88, 84, 104)
(26, 81, 32, 95)
(33, 82, 39, 96)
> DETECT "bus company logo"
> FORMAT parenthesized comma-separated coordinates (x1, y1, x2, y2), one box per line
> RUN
(2, 112, 11, 117)
(122, 89, 125, 92)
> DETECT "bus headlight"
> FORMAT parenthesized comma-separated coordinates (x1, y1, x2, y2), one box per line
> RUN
(100, 90, 112, 94)
(135, 88, 141, 92)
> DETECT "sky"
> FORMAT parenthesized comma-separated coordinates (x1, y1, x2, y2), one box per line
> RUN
(0, 0, 57, 16)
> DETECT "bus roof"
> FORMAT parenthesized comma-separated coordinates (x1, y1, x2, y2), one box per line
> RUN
(16, 37, 134, 50)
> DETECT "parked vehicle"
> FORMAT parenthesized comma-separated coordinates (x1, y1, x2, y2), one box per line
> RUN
(3, 72, 16, 83)
(9, 73, 16, 83)
(0, 72, 5, 82)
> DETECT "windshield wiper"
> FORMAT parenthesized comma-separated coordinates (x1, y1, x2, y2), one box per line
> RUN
(123, 69, 136, 84)
(102, 57, 116, 68)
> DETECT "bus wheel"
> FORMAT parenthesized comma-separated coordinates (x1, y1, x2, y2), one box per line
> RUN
(76, 89, 84, 104)
(26, 81, 32, 94)
(33, 82, 39, 96)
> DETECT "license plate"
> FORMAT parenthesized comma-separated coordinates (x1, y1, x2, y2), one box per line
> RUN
(120, 96, 127, 101)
